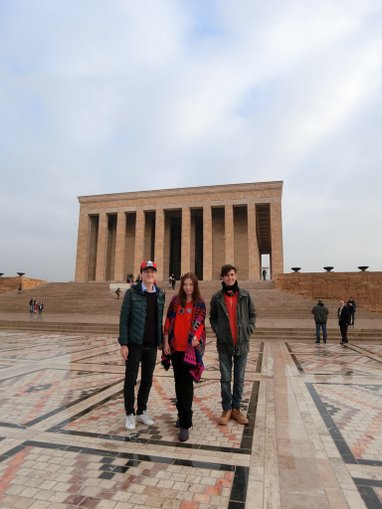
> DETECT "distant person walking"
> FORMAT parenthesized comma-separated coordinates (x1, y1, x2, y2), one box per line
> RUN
(338, 299, 351, 345)
(311, 299, 329, 343)
(29, 298, 36, 313)
(115, 287, 121, 299)
(347, 297, 357, 325)
(38, 301, 44, 315)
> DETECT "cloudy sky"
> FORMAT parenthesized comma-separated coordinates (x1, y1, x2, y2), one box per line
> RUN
(1, 0, 381, 281)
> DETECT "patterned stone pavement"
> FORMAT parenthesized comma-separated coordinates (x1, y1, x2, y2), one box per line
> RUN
(0, 332, 381, 508)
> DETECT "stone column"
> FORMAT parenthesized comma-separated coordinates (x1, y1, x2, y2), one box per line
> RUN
(247, 202, 260, 280)
(114, 211, 126, 282)
(181, 206, 191, 276)
(75, 212, 89, 282)
(225, 204, 234, 264)
(270, 200, 284, 277)
(95, 212, 107, 281)
(154, 208, 165, 281)
(134, 208, 145, 277)
(203, 205, 212, 280)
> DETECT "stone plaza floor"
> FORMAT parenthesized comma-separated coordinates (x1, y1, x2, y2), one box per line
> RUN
(0, 331, 381, 509)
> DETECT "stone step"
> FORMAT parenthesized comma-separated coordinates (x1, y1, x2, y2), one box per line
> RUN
(0, 319, 380, 340)
(0, 282, 376, 317)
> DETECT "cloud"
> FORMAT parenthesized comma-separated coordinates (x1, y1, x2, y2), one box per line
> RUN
(1, 0, 382, 280)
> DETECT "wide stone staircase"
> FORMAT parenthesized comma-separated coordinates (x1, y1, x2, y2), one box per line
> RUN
(0, 280, 381, 341)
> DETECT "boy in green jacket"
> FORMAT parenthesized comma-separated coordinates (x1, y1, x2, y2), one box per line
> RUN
(118, 260, 165, 431)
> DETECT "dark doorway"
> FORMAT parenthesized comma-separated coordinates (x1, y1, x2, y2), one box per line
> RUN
(169, 215, 181, 278)
(192, 209, 203, 280)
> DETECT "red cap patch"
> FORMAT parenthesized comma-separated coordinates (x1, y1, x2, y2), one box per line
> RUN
(140, 260, 158, 272)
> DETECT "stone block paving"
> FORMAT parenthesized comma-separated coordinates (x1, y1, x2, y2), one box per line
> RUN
(0, 333, 115, 361)
(0, 333, 381, 508)
(288, 341, 382, 509)
(60, 377, 252, 450)
(287, 341, 382, 376)
(0, 368, 122, 427)
(72, 350, 124, 366)
(0, 442, 235, 509)
(311, 383, 382, 461)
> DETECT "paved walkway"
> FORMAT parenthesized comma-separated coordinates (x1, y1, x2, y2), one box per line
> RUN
(0, 330, 381, 508)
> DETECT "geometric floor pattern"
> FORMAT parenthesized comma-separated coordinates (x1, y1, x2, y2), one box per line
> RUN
(0, 332, 381, 508)
(288, 341, 382, 509)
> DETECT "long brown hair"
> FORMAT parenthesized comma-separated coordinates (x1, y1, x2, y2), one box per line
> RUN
(178, 272, 201, 307)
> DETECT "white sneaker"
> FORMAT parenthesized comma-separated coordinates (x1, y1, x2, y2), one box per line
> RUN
(136, 411, 155, 426)
(125, 414, 136, 430)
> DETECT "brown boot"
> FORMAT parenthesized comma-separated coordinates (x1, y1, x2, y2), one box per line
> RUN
(231, 408, 249, 425)
(218, 409, 232, 426)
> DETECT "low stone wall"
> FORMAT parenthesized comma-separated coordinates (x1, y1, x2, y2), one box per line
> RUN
(0, 277, 46, 294)
(274, 272, 382, 313)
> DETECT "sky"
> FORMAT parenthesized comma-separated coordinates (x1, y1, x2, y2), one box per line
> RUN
(1, 0, 382, 281)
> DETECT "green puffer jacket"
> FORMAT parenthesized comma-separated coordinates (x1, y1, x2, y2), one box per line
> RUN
(209, 287, 256, 355)
(118, 282, 165, 347)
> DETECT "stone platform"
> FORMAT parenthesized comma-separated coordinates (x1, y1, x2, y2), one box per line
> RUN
(0, 328, 381, 508)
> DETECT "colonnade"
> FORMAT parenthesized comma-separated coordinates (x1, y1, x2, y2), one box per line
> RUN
(75, 183, 284, 282)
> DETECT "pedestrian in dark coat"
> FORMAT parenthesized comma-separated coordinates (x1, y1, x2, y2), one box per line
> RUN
(338, 299, 351, 345)
(347, 297, 357, 325)
(311, 299, 329, 343)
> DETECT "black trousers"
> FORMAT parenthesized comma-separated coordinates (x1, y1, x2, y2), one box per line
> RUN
(171, 351, 194, 429)
(339, 323, 349, 342)
(124, 345, 157, 416)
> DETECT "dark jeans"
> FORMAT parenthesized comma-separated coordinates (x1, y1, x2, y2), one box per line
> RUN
(218, 351, 248, 410)
(339, 323, 349, 342)
(315, 322, 327, 341)
(124, 345, 157, 416)
(171, 351, 193, 429)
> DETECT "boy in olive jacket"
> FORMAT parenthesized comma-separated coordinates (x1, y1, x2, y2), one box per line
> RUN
(210, 264, 256, 426)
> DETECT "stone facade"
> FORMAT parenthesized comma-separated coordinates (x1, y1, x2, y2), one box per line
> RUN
(274, 271, 382, 313)
(74, 181, 284, 282)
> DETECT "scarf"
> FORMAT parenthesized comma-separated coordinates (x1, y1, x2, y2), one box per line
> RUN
(222, 280, 238, 296)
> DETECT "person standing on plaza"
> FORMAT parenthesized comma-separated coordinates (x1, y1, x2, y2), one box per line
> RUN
(210, 264, 256, 426)
(311, 299, 329, 344)
(118, 260, 165, 431)
(338, 299, 351, 345)
(162, 272, 206, 442)
(347, 296, 357, 326)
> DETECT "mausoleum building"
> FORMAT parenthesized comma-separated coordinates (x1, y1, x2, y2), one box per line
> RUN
(74, 181, 283, 282)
